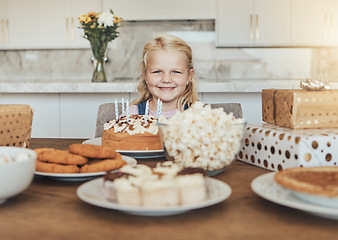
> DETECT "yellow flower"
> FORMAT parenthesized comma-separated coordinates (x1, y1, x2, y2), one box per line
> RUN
(113, 16, 122, 23)
(87, 12, 97, 20)
(85, 17, 92, 23)
(79, 16, 87, 23)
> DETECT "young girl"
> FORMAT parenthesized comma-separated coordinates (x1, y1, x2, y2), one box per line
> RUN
(129, 34, 198, 118)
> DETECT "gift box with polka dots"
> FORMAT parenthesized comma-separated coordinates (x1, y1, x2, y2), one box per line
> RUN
(0, 104, 33, 148)
(237, 123, 338, 171)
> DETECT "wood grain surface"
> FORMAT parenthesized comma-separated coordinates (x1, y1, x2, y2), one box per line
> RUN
(0, 138, 337, 240)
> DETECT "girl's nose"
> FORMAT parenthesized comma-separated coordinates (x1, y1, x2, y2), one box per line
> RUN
(161, 73, 172, 83)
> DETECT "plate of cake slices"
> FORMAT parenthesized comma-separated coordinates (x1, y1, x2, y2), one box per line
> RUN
(83, 138, 165, 159)
(35, 155, 137, 181)
(251, 171, 338, 220)
(77, 177, 232, 216)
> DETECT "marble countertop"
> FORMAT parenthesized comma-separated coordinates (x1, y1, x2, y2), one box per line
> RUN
(0, 80, 312, 93)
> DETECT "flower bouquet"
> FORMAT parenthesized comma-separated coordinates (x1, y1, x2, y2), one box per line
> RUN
(79, 10, 122, 82)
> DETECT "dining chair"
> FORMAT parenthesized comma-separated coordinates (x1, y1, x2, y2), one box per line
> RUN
(95, 102, 243, 137)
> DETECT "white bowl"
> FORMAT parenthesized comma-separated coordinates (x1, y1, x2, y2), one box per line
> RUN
(158, 121, 246, 175)
(0, 147, 36, 204)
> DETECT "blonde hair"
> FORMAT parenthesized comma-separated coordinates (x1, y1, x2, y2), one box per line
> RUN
(131, 34, 198, 111)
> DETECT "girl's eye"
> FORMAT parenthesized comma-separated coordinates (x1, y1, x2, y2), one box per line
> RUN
(173, 71, 182, 74)
(152, 70, 161, 74)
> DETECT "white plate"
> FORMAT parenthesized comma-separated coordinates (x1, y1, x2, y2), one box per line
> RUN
(35, 156, 137, 181)
(77, 177, 232, 216)
(82, 138, 165, 159)
(251, 172, 338, 220)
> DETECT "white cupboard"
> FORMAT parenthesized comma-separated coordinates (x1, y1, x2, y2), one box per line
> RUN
(59, 93, 128, 138)
(0, 91, 262, 139)
(1, 93, 60, 138)
(1, 0, 338, 48)
(216, 0, 291, 47)
(0, 0, 101, 49)
(38, 0, 102, 49)
(0, 1, 6, 46)
(291, 0, 338, 46)
(103, 0, 216, 21)
(0, 0, 38, 49)
(0, 92, 131, 138)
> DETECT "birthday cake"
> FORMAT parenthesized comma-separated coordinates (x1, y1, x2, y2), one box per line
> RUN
(102, 115, 163, 151)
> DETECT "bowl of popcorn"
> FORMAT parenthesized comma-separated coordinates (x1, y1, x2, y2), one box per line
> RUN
(158, 102, 246, 176)
(0, 147, 37, 204)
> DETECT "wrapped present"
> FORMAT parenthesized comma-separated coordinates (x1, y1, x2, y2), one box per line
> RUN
(237, 123, 338, 171)
(0, 104, 34, 147)
(262, 89, 338, 129)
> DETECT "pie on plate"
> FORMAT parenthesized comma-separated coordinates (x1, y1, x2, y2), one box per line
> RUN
(274, 167, 338, 208)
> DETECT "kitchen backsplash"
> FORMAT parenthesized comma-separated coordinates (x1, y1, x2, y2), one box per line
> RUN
(1, 20, 338, 83)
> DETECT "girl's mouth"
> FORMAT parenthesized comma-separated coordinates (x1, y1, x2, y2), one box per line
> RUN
(158, 86, 176, 91)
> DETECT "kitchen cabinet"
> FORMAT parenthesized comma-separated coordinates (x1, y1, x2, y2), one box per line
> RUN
(0, 92, 130, 138)
(103, 0, 216, 21)
(0, 89, 264, 138)
(59, 93, 129, 138)
(216, 0, 291, 47)
(38, 0, 102, 49)
(0, 93, 60, 138)
(0, 0, 38, 49)
(0, 1, 5, 45)
(291, 0, 338, 46)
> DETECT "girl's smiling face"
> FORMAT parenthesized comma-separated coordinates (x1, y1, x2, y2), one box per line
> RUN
(143, 49, 194, 109)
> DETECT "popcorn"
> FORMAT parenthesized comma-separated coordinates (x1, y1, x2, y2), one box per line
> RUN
(159, 102, 246, 171)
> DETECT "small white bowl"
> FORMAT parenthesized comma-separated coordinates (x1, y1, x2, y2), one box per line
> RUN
(0, 147, 36, 204)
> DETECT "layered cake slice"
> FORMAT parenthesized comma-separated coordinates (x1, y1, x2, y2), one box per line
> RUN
(102, 162, 208, 207)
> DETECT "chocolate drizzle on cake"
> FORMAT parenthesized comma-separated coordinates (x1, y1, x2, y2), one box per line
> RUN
(104, 171, 126, 181)
(103, 114, 159, 135)
(178, 167, 206, 176)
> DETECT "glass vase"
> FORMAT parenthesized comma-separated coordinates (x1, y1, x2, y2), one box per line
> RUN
(92, 58, 107, 83)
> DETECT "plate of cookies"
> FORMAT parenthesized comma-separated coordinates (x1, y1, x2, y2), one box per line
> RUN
(34, 144, 137, 181)
(82, 138, 165, 159)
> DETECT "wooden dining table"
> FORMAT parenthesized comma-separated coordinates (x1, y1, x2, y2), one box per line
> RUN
(0, 138, 337, 240)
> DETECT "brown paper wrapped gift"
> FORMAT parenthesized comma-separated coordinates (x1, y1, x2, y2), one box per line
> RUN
(0, 104, 34, 147)
(262, 89, 338, 129)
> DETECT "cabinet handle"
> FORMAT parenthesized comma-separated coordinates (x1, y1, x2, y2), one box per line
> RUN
(1, 19, 3, 44)
(330, 13, 333, 39)
(250, 14, 253, 39)
(256, 14, 259, 39)
(71, 17, 74, 41)
(5, 18, 9, 43)
(66, 17, 69, 41)
(324, 13, 328, 39)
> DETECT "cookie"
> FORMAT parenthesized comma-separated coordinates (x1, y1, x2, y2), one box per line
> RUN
(69, 143, 116, 159)
(80, 153, 126, 173)
(36, 160, 80, 173)
(34, 148, 55, 155)
(35, 148, 88, 165)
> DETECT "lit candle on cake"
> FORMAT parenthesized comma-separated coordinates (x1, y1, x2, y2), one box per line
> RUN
(145, 100, 149, 123)
(115, 99, 119, 121)
(156, 98, 162, 119)
(126, 100, 130, 122)
(121, 98, 125, 116)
